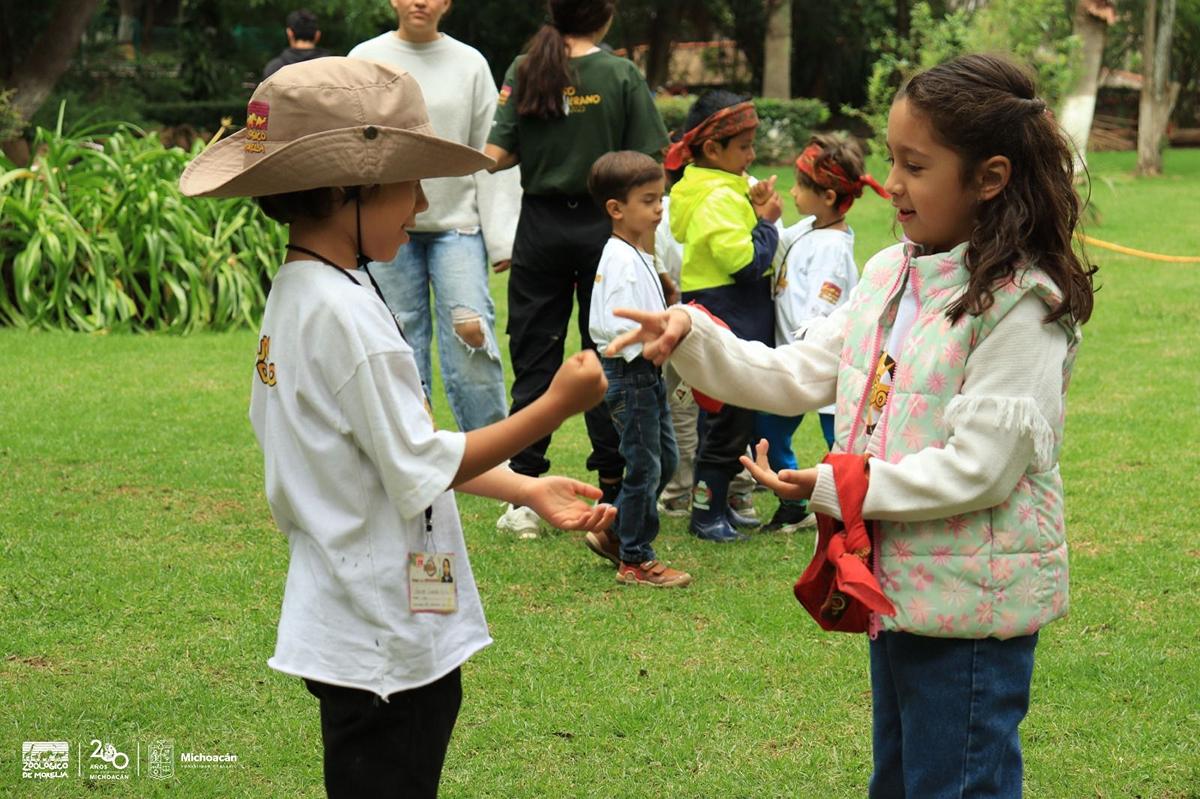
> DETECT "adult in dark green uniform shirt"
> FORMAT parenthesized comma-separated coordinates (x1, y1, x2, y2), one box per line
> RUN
(485, 0, 668, 539)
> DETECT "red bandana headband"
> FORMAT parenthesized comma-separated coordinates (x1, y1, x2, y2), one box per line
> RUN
(795, 143, 890, 213)
(664, 101, 758, 171)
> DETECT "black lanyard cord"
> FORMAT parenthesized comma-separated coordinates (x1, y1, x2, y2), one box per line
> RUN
(284, 243, 410, 346)
(611, 233, 667, 309)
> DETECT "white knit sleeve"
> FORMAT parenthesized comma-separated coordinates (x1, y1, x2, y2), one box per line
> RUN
(859, 293, 1069, 522)
(668, 301, 848, 417)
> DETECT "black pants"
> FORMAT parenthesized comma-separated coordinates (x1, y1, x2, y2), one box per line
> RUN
(305, 669, 462, 799)
(697, 403, 755, 477)
(507, 193, 624, 479)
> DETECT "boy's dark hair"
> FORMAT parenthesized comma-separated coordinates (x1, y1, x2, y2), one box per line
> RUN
(588, 150, 663, 208)
(517, 0, 616, 120)
(286, 9, 320, 42)
(683, 90, 751, 161)
(795, 132, 867, 211)
(899, 53, 1096, 325)
(256, 184, 375, 224)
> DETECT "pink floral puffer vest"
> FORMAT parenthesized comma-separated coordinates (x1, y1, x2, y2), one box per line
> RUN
(835, 243, 1081, 639)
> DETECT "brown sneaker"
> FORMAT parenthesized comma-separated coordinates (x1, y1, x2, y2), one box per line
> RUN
(584, 529, 620, 566)
(616, 560, 693, 588)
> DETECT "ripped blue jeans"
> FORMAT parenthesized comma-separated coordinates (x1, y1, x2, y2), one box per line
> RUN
(370, 230, 507, 432)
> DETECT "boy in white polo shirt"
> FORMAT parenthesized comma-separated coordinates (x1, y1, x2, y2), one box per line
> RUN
(583, 151, 691, 588)
(179, 58, 615, 799)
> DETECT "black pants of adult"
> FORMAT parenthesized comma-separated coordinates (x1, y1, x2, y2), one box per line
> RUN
(697, 403, 755, 478)
(507, 193, 624, 480)
(304, 668, 462, 799)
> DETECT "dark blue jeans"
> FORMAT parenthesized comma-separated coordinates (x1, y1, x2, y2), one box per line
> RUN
(869, 631, 1039, 799)
(602, 356, 678, 564)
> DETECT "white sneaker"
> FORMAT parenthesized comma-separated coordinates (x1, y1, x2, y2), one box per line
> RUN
(496, 503, 541, 540)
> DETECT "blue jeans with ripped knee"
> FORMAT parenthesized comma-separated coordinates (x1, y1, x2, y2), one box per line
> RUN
(369, 230, 507, 432)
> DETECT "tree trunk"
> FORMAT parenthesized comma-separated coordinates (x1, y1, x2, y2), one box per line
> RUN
(762, 0, 791, 98)
(1058, 1, 1109, 173)
(117, 0, 139, 59)
(118, 0, 139, 43)
(142, 0, 158, 49)
(643, 3, 681, 90)
(5, 0, 105, 124)
(1137, 0, 1179, 176)
(896, 0, 911, 40)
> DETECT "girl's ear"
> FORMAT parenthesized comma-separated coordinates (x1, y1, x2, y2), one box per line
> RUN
(976, 155, 1011, 202)
(822, 188, 839, 209)
(701, 138, 721, 162)
(605, 198, 623, 220)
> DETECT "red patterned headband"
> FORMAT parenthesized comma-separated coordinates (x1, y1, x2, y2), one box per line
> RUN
(664, 101, 758, 171)
(795, 143, 889, 213)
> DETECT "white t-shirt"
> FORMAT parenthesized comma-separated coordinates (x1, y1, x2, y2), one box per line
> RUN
(772, 216, 858, 347)
(249, 260, 490, 698)
(589, 236, 667, 361)
(348, 32, 521, 262)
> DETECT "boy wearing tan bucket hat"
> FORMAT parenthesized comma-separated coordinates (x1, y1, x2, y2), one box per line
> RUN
(180, 57, 616, 798)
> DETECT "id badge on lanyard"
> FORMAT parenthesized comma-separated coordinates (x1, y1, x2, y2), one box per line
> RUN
(408, 507, 458, 614)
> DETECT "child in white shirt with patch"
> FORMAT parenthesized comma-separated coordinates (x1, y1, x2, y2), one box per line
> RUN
(758, 133, 888, 533)
(179, 58, 615, 799)
(583, 151, 691, 587)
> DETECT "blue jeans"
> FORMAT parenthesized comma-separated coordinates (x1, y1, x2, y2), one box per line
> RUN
(869, 631, 1039, 799)
(369, 230, 507, 432)
(753, 412, 836, 471)
(602, 357, 678, 564)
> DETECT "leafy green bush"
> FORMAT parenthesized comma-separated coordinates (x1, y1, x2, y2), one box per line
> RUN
(0, 89, 25, 142)
(844, 0, 1081, 156)
(0, 111, 286, 333)
(654, 94, 830, 164)
(142, 99, 249, 131)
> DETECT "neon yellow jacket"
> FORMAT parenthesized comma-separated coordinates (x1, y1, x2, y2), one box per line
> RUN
(670, 166, 776, 343)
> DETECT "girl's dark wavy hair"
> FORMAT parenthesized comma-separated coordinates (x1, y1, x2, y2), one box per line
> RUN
(899, 53, 1096, 325)
(517, 0, 615, 120)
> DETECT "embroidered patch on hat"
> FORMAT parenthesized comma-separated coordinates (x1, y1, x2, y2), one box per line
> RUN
(245, 101, 270, 154)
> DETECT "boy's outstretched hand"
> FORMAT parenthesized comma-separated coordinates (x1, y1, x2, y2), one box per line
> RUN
(748, 174, 776, 205)
(739, 439, 818, 501)
(605, 307, 693, 366)
(749, 175, 783, 223)
(519, 477, 616, 532)
(545, 350, 608, 417)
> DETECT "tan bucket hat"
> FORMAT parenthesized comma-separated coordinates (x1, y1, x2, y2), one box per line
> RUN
(179, 57, 493, 198)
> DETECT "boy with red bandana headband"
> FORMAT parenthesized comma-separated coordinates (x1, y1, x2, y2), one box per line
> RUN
(664, 91, 783, 542)
(758, 133, 888, 533)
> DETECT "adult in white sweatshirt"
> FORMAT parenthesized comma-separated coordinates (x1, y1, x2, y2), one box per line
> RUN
(350, 0, 521, 431)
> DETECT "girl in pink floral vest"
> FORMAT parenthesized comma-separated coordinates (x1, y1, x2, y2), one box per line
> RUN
(608, 54, 1097, 798)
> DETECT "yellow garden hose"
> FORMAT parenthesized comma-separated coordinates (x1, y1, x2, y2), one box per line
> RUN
(1076, 233, 1200, 263)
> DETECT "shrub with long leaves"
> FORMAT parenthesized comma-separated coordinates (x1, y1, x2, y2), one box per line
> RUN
(0, 110, 287, 333)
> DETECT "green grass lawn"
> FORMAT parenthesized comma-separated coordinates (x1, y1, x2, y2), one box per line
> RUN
(2, 150, 1199, 798)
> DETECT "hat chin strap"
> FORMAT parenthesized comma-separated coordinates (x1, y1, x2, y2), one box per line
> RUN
(355, 195, 371, 269)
